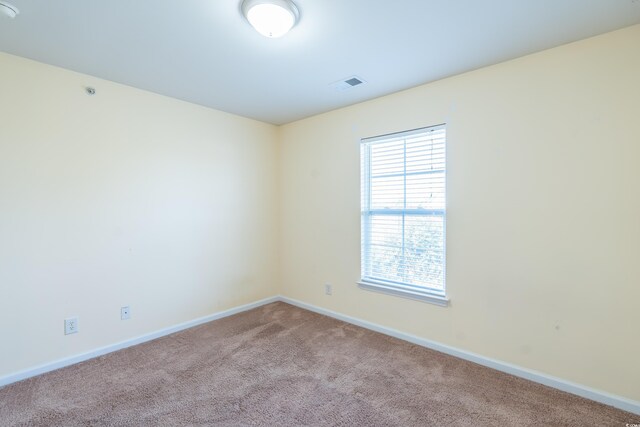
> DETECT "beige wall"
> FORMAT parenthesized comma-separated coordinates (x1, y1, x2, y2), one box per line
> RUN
(279, 25, 640, 401)
(2, 24, 639, 404)
(0, 53, 279, 377)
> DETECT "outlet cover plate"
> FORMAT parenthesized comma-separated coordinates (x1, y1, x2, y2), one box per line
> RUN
(324, 283, 332, 295)
(64, 317, 78, 335)
(121, 306, 131, 320)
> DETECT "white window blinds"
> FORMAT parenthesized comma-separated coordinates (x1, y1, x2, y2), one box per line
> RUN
(360, 125, 446, 299)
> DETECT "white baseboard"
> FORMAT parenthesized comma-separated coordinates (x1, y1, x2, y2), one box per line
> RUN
(2, 294, 638, 416)
(0, 296, 279, 388)
(279, 296, 640, 416)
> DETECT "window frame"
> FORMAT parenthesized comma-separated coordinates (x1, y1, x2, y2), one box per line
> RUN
(358, 125, 449, 307)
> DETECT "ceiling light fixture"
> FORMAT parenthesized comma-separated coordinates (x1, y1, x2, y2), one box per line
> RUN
(241, 0, 299, 38)
(0, 1, 19, 19)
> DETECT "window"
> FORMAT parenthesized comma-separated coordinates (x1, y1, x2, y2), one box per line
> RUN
(359, 125, 448, 306)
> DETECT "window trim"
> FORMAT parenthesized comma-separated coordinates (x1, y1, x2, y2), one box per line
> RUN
(359, 124, 448, 307)
(357, 280, 449, 306)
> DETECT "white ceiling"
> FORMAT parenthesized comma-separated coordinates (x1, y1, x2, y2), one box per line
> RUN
(1, 1, 639, 125)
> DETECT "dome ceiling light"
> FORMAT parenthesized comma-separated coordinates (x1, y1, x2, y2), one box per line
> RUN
(241, 0, 299, 38)
(0, 1, 19, 19)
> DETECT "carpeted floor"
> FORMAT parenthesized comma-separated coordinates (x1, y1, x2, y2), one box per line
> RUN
(0, 302, 636, 426)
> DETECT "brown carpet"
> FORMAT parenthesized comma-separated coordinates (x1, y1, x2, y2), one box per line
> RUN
(0, 302, 636, 426)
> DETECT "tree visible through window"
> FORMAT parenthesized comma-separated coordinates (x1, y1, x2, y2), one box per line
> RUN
(360, 125, 446, 300)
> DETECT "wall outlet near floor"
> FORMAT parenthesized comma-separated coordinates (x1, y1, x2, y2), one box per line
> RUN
(121, 306, 131, 320)
(324, 283, 332, 295)
(64, 317, 79, 335)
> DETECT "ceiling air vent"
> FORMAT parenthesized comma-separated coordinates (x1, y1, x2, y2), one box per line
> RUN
(330, 76, 367, 92)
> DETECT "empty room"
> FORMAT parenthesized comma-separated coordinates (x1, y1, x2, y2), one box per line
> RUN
(1, 0, 639, 425)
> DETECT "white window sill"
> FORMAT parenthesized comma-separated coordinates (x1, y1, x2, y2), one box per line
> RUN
(357, 280, 449, 307)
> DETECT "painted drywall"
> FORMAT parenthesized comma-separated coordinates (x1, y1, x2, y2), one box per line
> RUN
(278, 24, 640, 402)
(2, 23, 639, 407)
(0, 53, 279, 378)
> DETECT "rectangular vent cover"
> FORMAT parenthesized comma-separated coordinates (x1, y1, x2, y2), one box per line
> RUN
(330, 76, 367, 92)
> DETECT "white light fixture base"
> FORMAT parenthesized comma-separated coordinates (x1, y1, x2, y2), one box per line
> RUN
(0, 1, 19, 19)
(241, 0, 299, 38)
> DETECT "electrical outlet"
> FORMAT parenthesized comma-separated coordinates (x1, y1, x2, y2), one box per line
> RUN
(324, 283, 332, 295)
(121, 306, 131, 320)
(64, 317, 79, 335)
